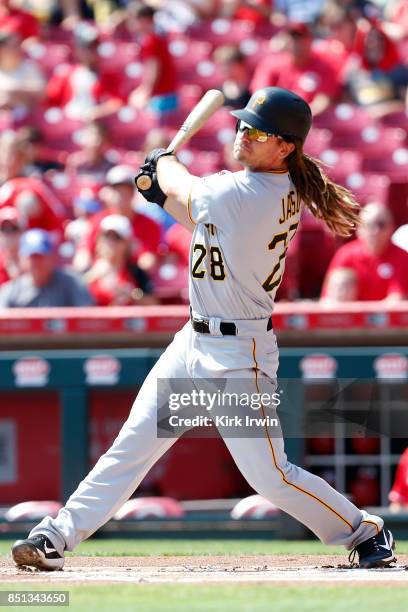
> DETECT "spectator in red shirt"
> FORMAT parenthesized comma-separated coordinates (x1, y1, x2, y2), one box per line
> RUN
(321, 203, 408, 301)
(128, 4, 178, 118)
(0, 206, 24, 286)
(73, 164, 162, 273)
(0, 1, 39, 41)
(85, 213, 156, 306)
(0, 131, 65, 238)
(320, 267, 358, 303)
(46, 22, 124, 122)
(347, 17, 408, 108)
(389, 448, 408, 512)
(250, 22, 342, 115)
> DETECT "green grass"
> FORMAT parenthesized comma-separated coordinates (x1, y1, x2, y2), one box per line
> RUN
(0, 538, 345, 557)
(2, 539, 408, 611)
(1, 538, 408, 558)
(0, 584, 407, 612)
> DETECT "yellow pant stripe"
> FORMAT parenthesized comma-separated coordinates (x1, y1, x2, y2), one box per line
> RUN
(251, 338, 354, 532)
(361, 519, 380, 534)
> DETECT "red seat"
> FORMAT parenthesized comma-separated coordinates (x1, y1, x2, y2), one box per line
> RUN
(379, 109, 408, 133)
(304, 128, 333, 157)
(314, 104, 374, 134)
(344, 173, 390, 206)
(32, 109, 84, 153)
(319, 149, 363, 183)
(331, 126, 406, 158)
(178, 149, 221, 175)
(362, 148, 408, 180)
(26, 42, 71, 78)
(104, 108, 158, 149)
(187, 19, 256, 45)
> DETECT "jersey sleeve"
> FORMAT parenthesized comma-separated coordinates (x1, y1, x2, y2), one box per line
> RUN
(189, 171, 241, 230)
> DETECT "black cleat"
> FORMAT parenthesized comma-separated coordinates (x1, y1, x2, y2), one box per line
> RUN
(12, 534, 64, 571)
(349, 528, 396, 568)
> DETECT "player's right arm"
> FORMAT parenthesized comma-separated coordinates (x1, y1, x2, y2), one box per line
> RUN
(156, 156, 200, 233)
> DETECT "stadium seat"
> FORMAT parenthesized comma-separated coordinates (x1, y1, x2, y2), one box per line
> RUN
(187, 18, 257, 45)
(169, 38, 212, 73)
(319, 149, 363, 183)
(344, 173, 390, 206)
(104, 107, 158, 149)
(362, 147, 408, 179)
(314, 103, 374, 134)
(379, 109, 408, 133)
(32, 109, 84, 154)
(331, 126, 406, 157)
(177, 149, 222, 175)
(97, 41, 139, 73)
(26, 42, 71, 78)
(304, 128, 333, 157)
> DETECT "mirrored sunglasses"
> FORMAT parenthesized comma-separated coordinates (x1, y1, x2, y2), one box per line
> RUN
(236, 120, 274, 143)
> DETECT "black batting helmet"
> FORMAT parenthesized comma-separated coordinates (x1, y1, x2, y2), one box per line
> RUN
(231, 87, 312, 144)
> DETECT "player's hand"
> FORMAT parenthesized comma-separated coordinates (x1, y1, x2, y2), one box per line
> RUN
(134, 168, 167, 207)
(143, 148, 174, 172)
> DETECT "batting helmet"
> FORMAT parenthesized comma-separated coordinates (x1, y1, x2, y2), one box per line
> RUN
(231, 87, 312, 144)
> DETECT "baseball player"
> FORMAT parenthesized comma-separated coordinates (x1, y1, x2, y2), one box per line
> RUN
(12, 87, 396, 570)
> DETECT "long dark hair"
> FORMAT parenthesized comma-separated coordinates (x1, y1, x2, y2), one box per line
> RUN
(287, 139, 360, 237)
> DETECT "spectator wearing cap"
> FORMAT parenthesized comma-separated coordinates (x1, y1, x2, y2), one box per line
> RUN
(46, 22, 124, 122)
(85, 214, 156, 306)
(73, 164, 162, 273)
(0, 1, 39, 41)
(0, 30, 45, 118)
(321, 203, 408, 301)
(213, 45, 251, 110)
(0, 206, 24, 286)
(128, 4, 179, 119)
(346, 17, 408, 111)
(0, 228, 94, 307)
(66, 121, 115, 182)
(250, 21, 342, 115)
(0, 131, 65, 237)
(64, 186, 104, 251)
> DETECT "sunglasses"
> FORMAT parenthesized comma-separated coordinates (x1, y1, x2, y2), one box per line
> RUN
(236, 120, 276, 143)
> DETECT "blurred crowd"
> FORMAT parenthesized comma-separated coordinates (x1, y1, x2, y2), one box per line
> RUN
(0, 0, 407, 307)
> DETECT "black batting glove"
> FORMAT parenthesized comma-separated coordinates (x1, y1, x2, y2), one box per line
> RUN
(144, 148, 173, 172)
(134, 169, 167, 208)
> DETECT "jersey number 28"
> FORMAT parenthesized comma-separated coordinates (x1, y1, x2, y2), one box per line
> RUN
(192, 244, 226, 281)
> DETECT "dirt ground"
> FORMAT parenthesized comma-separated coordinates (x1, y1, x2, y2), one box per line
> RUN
(1, 555, 408, 585)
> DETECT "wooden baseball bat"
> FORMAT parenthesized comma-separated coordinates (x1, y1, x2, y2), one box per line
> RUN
(136, 89, 225, 191)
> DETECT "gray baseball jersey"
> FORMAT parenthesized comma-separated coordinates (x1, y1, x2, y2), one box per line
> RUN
(188, 169, 301, 319)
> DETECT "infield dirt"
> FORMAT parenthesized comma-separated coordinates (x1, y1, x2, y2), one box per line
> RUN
(1, 555, 407, 585)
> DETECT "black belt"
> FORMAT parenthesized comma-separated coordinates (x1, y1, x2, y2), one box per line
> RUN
(190, 312, 272, 336)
